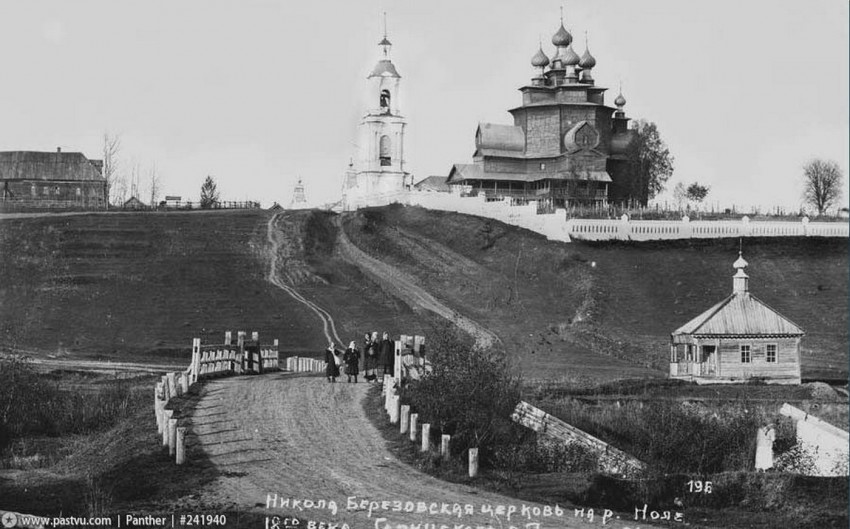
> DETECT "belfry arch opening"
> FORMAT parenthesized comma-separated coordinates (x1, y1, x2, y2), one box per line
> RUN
(380, 89, 391, 111)
(379, 135, 392, 166)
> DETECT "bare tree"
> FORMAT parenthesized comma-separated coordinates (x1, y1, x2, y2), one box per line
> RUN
(148, 163, 160, 208)
(802, 159, 844, 215)
(102, 132, 121, 206)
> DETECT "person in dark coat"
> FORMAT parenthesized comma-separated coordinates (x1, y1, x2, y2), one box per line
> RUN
(343, 341, 360, 383)
(364, 332, 378, 382)
(325, 343, 341, 383)
(379, 332, 394, 376)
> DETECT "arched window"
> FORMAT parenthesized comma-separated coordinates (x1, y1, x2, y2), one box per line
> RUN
(379, 135, 392, 166)
(380, 89, 391, 111)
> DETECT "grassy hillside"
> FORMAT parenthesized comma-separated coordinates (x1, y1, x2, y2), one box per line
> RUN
(342, 205, 848, 381)
(0, 210, 431, 362)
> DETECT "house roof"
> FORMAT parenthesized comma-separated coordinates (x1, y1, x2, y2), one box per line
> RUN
(413, 175, 450, 192)
(123, 196, 147, 207)
(0, 151, 104, 182)
(672, 292, 805, 338)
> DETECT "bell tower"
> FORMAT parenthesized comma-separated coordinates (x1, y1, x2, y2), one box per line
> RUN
(344, 14, 409, 210)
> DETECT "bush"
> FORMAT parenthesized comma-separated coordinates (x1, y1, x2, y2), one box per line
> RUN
(402, 322, 521, 456)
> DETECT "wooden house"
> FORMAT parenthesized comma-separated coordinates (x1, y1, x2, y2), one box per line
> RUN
(0, 149, 107, 211)
(669, 253, 804, 385)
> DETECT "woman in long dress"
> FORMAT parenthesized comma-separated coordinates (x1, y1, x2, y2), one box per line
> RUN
(325, 343, 340, 383)
(379, 332, 394, 376)
(343, 341, 360, 383)
(364, 332, 379, 381)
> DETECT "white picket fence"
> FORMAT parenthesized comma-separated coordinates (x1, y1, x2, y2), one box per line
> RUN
(394, 191, 849, 243)
(153, 331, 280, 465)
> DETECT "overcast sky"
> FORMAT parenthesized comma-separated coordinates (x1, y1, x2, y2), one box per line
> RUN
(0, 0, 847, 210)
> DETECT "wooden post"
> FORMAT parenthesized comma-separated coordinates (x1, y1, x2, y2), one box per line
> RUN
(236, 331, 245, 374)
(382, 374, 391, 395)
(180, 372, 189, 394)
(400, 405, 410, 434)
(421, 423, 430, 452)
(273, 339, 279, 370)
(389, 395, 400, 424)
(162, 410, 173, 447)
(441, 434, 450, 458)
(469, 448, 479, 478)
(409, 413, 418, 442)
(168, 418, 177, 456)
(176, 427, 187, 465)
(251, 331, 259, 342)
(191, 338, 201, 384)
(154, 383, 163, 433)
(167, 372, 177, 397)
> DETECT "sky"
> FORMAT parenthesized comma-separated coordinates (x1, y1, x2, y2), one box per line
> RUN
(0, 0, 847, 210)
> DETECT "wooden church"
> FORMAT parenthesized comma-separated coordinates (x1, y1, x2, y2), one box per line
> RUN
(669, 252, 805, 385)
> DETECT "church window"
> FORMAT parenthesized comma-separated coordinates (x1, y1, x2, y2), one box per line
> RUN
(379, 135, 392, 166)
(766, 344, 776, 363)
(540, 163, 546, 170)
(380, 89, 391, 111)
(76, 187, 81, 196)
(31, 185, 36, 196)
(43, 186, 49, 196)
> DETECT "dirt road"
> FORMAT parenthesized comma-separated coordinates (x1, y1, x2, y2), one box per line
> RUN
(187, 373, 647, 528)
(334, 217, 499, 348)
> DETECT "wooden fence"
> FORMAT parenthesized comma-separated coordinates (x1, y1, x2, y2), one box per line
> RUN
(512, 401, 646, 477)
(153, 331, 279, 465)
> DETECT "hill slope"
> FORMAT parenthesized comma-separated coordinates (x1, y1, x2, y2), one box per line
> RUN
(341, 205, 848, 381)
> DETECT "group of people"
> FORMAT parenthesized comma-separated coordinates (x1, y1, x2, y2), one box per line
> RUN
(324, 331, 396, 383)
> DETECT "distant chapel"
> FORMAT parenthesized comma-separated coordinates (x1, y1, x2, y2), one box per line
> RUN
(447, 13, 638, 208)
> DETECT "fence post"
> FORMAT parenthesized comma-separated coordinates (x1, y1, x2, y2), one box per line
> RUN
(469, 448, 479, 478)
(179, 372, 189, 394)
(389, 395, 400, 424)
(421, 423, 430, 452)
(154, 383, 163, 433)
(176, 427, 187, 465)
(273, 339, 279, 370)
(224, 331, 232, 345)
(168, 418, 177, 456)
(441, 434, 450, 458)
(409, 413, 418, 442)
(191, 338, 201, 384)
(162, 410, 173, 447)
(167, 372, 177, 397)
(400, 405, 410, 434)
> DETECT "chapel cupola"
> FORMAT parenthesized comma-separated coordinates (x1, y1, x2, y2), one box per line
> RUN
(732, 251, 750, 294)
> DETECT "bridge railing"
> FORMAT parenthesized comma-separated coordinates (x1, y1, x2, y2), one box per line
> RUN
(153, 330, 280, 466)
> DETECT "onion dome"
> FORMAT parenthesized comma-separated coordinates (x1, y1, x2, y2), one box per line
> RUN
(531, 46, 550, 68)
(579, 48, 596, 69)
(562, 44, 580, 66)
(614, 92, 626, 108)
(733, 251, 748, 269)
(552, 24, 572, 47)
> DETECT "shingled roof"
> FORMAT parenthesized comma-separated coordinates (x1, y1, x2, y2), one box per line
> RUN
(0, 151, 104, 181)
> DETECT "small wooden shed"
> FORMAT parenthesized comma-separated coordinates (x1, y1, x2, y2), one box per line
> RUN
(669, 253, 804, 384)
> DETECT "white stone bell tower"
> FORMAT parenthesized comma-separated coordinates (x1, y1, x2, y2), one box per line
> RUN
(343, 14, 409, 210)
